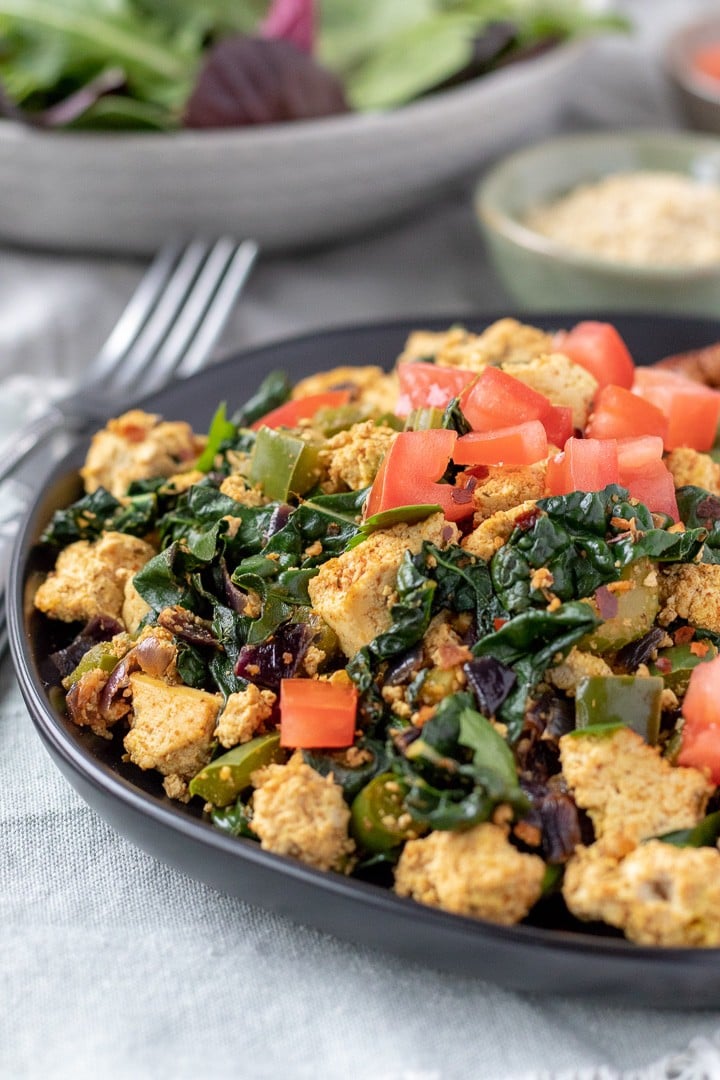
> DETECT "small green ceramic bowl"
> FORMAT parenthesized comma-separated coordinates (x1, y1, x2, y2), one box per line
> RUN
(476, 130, 720, 315)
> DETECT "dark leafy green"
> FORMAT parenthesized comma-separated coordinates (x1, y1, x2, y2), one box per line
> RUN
(231, 370, 292, 428)
(492, 486, 709, 617)
(0, 2, 626, 130)
(398, 693, 527, 830)
(473, 602, 601, 741)
(41, 486, 158, 545)
(196, 402, 236, 472)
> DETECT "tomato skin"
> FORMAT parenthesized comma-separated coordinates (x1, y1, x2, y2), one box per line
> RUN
(546, 437, 619, 496)
(461, 367, 551, 431)
(585, 384, 668, 442)
(553, 321, 635, 389)
(543, 405, 573, 450)
(453, 421, 548, 467)
(279, 678, 358, 749)
(679, 656, 720, 781)
(616, 435, 664, 471)
(620, 459, 679, 521)
(678, 724, 720, 783)
(365, 428, 475, 521)
(460, 366, 570, 449)
(632, 368, 720, 452)
(251, 391, 352, 430)
(396, 362, 477, 416)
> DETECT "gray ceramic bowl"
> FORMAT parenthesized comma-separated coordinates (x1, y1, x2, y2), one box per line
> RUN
(0, 37, 589, 256)
(475, 131, 720, 315)
(665, 13, 720, 135)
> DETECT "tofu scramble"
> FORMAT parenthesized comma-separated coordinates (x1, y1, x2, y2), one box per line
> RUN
(524, 171, 720, 268)
(35, 317, 720, 946)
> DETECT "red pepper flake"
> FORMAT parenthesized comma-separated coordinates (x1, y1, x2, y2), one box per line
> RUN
(493, 618, 507, 632)
(464, 465, 489, 481)
(515, 508, 540, 532)
(654, 657, 672, 674)
(690, 641, 711, 657)
(674, 626, 695, 645)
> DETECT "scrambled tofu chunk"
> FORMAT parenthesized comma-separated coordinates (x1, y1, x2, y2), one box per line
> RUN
(320, 421, 396, 492)
(559, 728, 713, 857)
(250, 753, 354, 872)
(122, 577, 151, 634)
(394, 822, 545, 924)
(308, 514, 459, 657)
(219, 474, 267, 507)
(81, 409, 201, 498)
(461, 501, 538, 562)
(34, 531, 155, 624)
(503, 352, 597, 431)
(548, 648, 614, 694)
(659, 564, 720, 634)
(292, 364, 398, 414)
(214, 684, 277, 749)
(124, 673, 221, 781)
(664, 448, 720, 493)
(471, 463, 546, 522)
(398, 319, 553, 373)
(563, 840, 720, 947)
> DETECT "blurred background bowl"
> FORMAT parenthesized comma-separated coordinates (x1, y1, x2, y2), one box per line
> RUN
(0, 37, 591, 257)
(665, 13, 720, 135)
(475, 130, 720, 315)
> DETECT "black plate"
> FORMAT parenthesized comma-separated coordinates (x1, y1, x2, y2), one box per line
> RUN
(11, 313, 720, 1005)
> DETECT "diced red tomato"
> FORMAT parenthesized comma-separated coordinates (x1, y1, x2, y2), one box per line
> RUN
(543, 406, 573, 450)
(678, 655, 720, 781)
(453, 421, 548, 467)
(461, 367, 550, 431)
(633, 368, 720, 452)
(620, 459, 679, 521)
(678, 724, 720, 783)
(553, 321, 635, 389)
(280, 678, 358, 749)
(546, 437, 619, 496)
(693, 44, 720, 83)
(251, 391, 352, 430)
(585, 384, 668, 442)
(396, 362, 477, 416)
(460, 366, 569, 449)
(616, 435, 664, 472)
(365, 428, 473, 522)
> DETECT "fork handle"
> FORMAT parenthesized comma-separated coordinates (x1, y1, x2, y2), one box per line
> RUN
(0, 406, 68, 487)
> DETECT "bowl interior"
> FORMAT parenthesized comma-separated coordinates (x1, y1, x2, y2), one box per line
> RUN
(477, 131, 720, 276)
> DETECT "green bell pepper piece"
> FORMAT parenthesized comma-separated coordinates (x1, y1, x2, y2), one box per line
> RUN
(313, 403, 369, 436)
(580, 558, 660, 655)
(189, 732, 283, 807)
(404, 407, 446, 431)
(63, 640, 126, 689)
(575, 675, 663, 745)
(350, 772, 417, 853)
(249, 427, 322, 501)
(650, 641, 718, 693)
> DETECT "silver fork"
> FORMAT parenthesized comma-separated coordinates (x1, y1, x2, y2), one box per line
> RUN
(0, 236, 259, 657)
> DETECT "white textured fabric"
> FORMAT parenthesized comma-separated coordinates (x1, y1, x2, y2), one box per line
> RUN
(3, 3, 720, 1077)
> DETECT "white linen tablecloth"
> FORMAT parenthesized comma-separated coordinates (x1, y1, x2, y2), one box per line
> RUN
(3, 3, 720, 1077)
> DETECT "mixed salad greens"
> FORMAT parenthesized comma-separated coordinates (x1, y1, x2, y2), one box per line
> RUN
(0, 0, 626, 129)
(33, 318, 720, 945)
